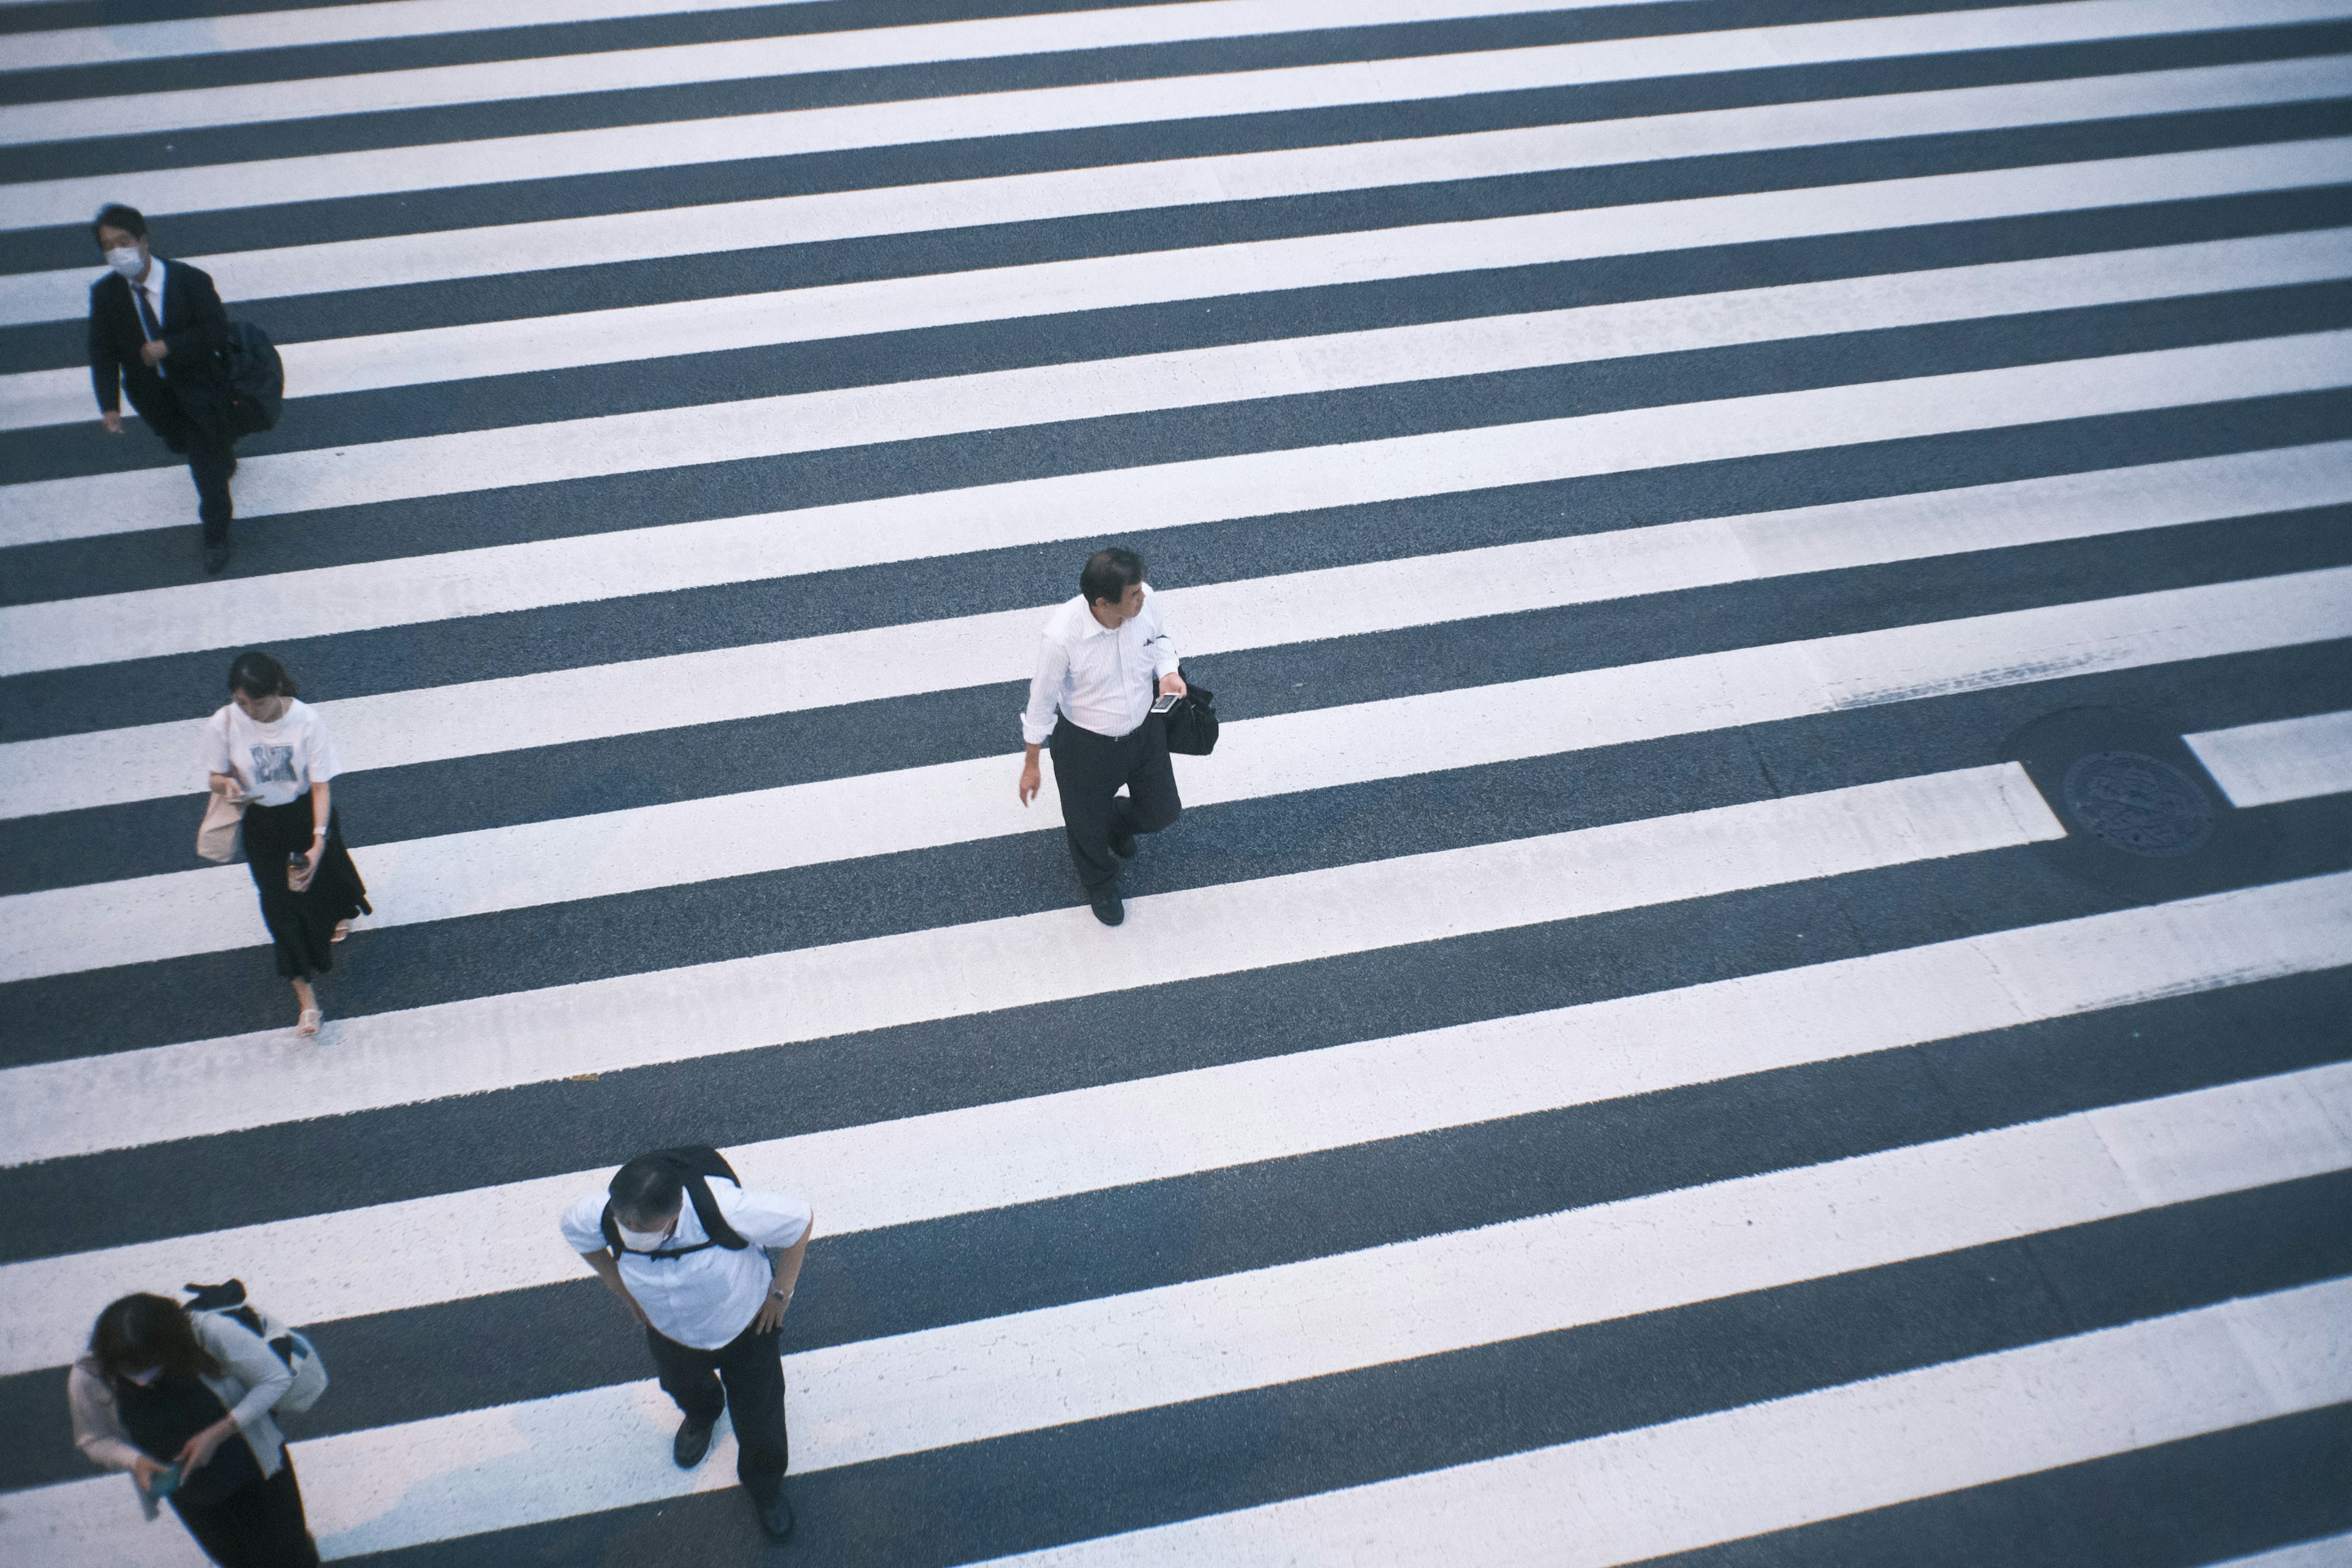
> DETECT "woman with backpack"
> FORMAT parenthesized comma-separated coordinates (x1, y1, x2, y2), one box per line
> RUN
(68, 1292, 322, 1567)
(202, 650, 370, 1037)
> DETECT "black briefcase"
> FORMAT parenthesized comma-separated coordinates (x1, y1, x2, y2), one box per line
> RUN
(1162, 668, 1218, 756)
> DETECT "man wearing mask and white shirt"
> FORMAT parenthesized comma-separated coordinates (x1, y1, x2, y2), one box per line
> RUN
(1017, 546, 1188, 926)
(86, 202, 239, 574)
(560, 1149, 813, 1542)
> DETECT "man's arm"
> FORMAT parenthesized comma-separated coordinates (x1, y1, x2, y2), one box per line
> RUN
(753, 1212, 815, 1333)
(1139, 590, 1185, 697)
(1018, 631, 1070, 805)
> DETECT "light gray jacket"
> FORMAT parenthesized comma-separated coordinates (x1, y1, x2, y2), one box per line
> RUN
(68, 1311, 293, 1518)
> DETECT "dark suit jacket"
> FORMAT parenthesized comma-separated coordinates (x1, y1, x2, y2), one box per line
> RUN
(88, 258, 233, 451)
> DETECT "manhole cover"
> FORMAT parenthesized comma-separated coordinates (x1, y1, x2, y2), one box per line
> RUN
(2060, 750, 2214, 858)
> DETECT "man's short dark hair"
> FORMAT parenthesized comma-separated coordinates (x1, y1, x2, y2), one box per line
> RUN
(609, 1156, 685, 1224)
(92, 203, 147, 248)
(1080, 548, 1145, 607)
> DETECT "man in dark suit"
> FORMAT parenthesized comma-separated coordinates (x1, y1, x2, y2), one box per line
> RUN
(88, 203, 239, 574)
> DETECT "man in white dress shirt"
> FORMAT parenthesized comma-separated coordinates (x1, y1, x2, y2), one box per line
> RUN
(1017, 548, 1188, 925)
(560, 1149, 813, 1541)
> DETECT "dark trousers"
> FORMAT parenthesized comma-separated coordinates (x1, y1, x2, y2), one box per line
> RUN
(171, 1455, 319, 1568)
(648, 1314, 788, 1499)
(1049, 713, 1182, 890)
(188, 440, 236, 547)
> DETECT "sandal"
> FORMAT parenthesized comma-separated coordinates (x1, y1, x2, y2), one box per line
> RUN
(295, 1008, 322, 1038)
(332, 920, 351, 944)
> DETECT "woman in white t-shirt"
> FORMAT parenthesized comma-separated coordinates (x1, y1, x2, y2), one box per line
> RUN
(200, 652, 371, 1037)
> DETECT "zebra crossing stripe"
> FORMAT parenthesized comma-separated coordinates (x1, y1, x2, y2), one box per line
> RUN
(6, 1068, 2342, 1564)
(6, 564, 2345, 984)
(0, 0, 830, 73)
(10, 183, 2343, 431)
(4, 869, 2343, 1379)
(974, 1274, 2352, 1567)
(2189, 708, 2352, 807)
(9, 0, 2339, 230)
(7, 56, 2340, 329)
(13, 308, 2351, 554)
(14, 439, 2344, 820)
(0, 764, 2062, 1164)
(0, 0, 1680, 147)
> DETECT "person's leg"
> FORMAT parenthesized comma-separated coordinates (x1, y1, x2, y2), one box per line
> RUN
(1114, 718, 1183, 848)
(645, 1327, 726, 1425)
(1047, 718, 1123, 891)
(213, 1463, 320, 1568)
(712, 1322, 789, 1498)
(189, 442, 235, 564)
(168, 1491, 246, 1566)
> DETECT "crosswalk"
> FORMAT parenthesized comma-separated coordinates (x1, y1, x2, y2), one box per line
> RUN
(1, 1, 2348, 1564)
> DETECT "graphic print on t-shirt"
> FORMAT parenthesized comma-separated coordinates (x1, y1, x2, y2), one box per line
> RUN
(249, 744, 298, 786)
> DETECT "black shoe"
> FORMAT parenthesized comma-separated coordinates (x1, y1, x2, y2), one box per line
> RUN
(1088, 885, 1125, 925)
(756, 1488, 796, 1541)
(1109, 828, 1137, 859)
(673, 1411, 718, 1469)
(202, 543, 230, 575)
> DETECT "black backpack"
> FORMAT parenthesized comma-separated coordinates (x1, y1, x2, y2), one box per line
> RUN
(599, 1146, 750, 1259)
(221, 319, 284, 435)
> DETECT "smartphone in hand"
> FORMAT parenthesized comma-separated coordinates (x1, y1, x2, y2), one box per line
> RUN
(1150, 692, 1181, 714)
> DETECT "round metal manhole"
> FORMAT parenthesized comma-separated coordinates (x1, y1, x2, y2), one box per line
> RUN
(2060, 750, 2215, 858)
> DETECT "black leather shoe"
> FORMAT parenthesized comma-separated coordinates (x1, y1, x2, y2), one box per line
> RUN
(756, 1488, 796, 1541)
(673, 1412, 718, 1468)
(1108, 829, 1137, 859)
(202, 543, 230, 575)
(1088, 886, 1125, 926)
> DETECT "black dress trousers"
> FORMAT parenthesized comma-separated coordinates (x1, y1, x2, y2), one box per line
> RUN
(172, 1458, 321, 1568)
(1048, 712, 1182, 890)
(647, 1314, 790, 1501)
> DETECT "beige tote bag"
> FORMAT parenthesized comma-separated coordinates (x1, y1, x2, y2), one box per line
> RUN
(196, 788, 243, 862)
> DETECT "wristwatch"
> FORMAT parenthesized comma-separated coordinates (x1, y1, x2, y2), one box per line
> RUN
(769, 1287, 790, 1302)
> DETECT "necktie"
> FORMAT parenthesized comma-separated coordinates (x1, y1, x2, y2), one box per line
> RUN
(134, 281, 161, 342)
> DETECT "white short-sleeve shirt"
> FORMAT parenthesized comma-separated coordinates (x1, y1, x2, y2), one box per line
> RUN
(560, 1182, 813, 1349)
(200, 699, 340, 808)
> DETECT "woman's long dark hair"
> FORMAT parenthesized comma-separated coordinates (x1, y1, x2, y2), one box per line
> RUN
(227, 650, 298, 701)
(90, 1294, 218, 1385)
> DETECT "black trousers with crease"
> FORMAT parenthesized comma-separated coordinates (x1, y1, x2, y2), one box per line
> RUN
(1048, 712, 1182, 891)
(647, 1313, 789, 1500)
(170, 1454, 319, 1568)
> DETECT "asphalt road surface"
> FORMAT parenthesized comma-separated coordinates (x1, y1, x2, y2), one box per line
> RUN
(1, 0, 2350, 1564)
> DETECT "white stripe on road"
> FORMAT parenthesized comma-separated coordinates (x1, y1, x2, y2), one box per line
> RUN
(978, 1275, 2352, 1568)
(2190, 708, 2352, 807)
(5, 564, 2344, 983)
(7, 0, 2333, 230)
(3, 869, 2342, 1378)
(15, 168, 2346, 430)
(16, 439, 2343, 821)
(7, 57, 2338, 328)
(0, 0, 827, 72)
(2210, 1534, 2352, 1568)
(5, 1071, 2344, 1564)
(0, 764, 2064, 1165)
(13, 295, 2351, 552)
(0, 0, 1673, 146)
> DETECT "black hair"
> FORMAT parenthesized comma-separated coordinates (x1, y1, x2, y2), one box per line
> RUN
(1079, 547, 1145, 607)
(226, 650, 298, 701)
(93, 204, 148, 247)
(90, 1294, 218, 1386)
(609, 1156, 685, 1225)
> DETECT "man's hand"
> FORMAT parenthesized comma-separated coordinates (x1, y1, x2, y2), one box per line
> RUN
(131, 1454, 168, 1493)
(100, 411, 123, 434)
(1018, 748, 1042, 807)
(140, 339, 169, 365)
(753, 1289, 791, 1334)
(1158, 672, 1188, 699)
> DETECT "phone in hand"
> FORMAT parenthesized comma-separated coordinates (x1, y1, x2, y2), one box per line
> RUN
(148, 1463, 182, 1498)
(1150, 692, 1181, 714)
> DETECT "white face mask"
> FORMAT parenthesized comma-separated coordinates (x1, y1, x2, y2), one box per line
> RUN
(124, 1365, 163, 1386)
(105, 246, 146, 280)
(616, 1220, 676, 1253)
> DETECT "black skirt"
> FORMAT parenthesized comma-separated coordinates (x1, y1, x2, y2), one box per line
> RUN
(241, 799, 370, 980)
